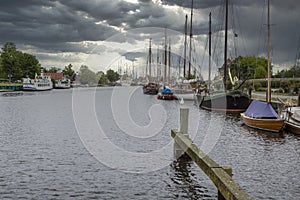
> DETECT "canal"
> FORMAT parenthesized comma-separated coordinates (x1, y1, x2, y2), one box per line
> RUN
(0, 87, 299, 199)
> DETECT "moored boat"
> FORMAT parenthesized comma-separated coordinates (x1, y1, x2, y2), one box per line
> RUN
(199, 2, 250, 113)
(200, 90, 250, 113)
(241, 100, 284, 132)
(143, 82, 159, 95)
(23, 70, 53, 91)
(282, 106, 300, 134)
(240, 0, 284, 133)
(54, 77, 71, 89)
(157, 87, 178, 100)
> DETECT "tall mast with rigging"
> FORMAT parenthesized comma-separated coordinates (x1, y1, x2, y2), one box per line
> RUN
(168, 39, 171, 83)
(267, 0, 271, 103)
(183, 14, 188, 78)
(208, 12, 212, 91)
(188, 0, 194, 79)
(149, 38, 152, 81)
(164, 29, 167, 83)
(223, 0, 228, 90)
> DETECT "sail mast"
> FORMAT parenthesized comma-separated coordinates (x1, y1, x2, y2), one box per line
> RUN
(183, 15, 188, 79)
(164, 29, 167, 83)
(208, 12, 212, 91)
(267, 0, 271, 103)
(188, 0, 194, 79)
(168, 39, 171, 83)
(223, 0, 228, 90)
(149, 38, 152, 81)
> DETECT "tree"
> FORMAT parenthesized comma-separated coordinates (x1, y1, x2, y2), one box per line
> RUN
(46, 67, 59, 73)
(98, 75, 109, 85)
(106, 69, 119, 82)
(63, 64, 75, 77)
(0, 42, 40, 80)
(79, 65, 97, 86)
(229, 56, 268, 80)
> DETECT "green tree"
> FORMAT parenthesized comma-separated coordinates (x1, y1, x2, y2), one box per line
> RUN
(63, 64, 75, 77)
(230, 56, 268, 80)
(98, 75, 109, 85)
(46, 67, 59, 73)
(106, 69, 119, 82)
(0, 42, 40, 80)
(22, 53, 41, 78)
(79, 65, 97, 86)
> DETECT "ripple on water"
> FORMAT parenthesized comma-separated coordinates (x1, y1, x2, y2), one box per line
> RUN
(0, 87, 299, 199)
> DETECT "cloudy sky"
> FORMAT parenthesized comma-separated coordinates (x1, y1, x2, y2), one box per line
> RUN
(0, 0, 299, 78)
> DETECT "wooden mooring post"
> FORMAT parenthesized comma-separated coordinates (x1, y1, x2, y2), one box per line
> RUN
(171, 108, 252, 200)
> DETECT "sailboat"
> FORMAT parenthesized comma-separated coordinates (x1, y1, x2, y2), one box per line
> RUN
(199, 0, 250, 113)
(143, 38, 159, 95)
(240, 0, 284, 132)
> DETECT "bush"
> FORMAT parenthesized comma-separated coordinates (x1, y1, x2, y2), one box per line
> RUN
(257, 87, 267, 92)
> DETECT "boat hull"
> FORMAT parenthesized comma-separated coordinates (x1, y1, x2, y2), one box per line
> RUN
(240, 113, 284, 132)
(143, 88, 158, 95)
(157, 93, 178, 100)
(143, 83, 159, 95)
(23, 84, 53, 91)
(285, 121, 300, 134)
(200, 91, 250, 113)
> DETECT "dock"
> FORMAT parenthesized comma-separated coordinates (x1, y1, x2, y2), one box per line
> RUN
(172, 108, 252, 200)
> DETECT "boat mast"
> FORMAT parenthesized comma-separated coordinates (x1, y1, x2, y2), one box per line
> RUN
(168, 39, 171, 83)
(184, 15, 188, 79)
(164, 29, 167, 83)
(208, 12, 212, 91)
(149, 38, 152, 81)
(188, 0, 194, 79)
(223, 0, 228, 91)
(157, 45, 160, 82)
(267, 0, 271, 103)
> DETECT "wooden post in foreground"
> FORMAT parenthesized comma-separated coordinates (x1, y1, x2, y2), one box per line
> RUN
(171, 130, 252, 200)
(218, 166, 233, 200)
(174, 108, 189, 158)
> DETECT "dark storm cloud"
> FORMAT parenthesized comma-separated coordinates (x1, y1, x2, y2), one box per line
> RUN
(0, 0, 299, 68)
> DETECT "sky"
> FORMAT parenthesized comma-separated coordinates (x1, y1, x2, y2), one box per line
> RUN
(0, 0, 299, 79)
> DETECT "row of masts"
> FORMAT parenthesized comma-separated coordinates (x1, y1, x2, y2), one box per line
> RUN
(145, 0, 195, 83)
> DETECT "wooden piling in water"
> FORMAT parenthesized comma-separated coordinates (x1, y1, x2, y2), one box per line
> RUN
(174, 108, 189, 158)
(172, 108, 252, 200)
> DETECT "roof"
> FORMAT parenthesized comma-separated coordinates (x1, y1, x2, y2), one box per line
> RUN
(44, 72, 64, 80)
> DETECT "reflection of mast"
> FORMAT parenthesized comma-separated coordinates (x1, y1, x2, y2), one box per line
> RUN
(188, 0, 194, 79)
(183, 14, 188, 78)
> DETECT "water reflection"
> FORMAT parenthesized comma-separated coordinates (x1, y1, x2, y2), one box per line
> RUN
(168, 157, 215, 200)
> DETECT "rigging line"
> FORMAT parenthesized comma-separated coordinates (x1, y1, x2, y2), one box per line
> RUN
(200, 35, 209, 73)
(230, 0, 238, 59)
(233, 0, 247, 57)
(212, 0, 225, 67)
(257, 0, 267, 58)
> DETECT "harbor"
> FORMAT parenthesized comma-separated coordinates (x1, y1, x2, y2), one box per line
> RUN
(1, 0, 300, 199)
(0, 87, 299, 199)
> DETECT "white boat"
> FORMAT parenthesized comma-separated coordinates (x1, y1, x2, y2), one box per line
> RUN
(55, 78, 71, 89)
(23, 70, 53, 91)
(282, 106, 300, 135)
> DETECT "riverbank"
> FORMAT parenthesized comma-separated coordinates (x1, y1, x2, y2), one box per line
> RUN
(0, 83, 23, 91)
(252, 92, 298, 106)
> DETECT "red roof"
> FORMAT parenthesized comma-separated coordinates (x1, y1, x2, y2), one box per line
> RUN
(44, 72, 63, 80)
